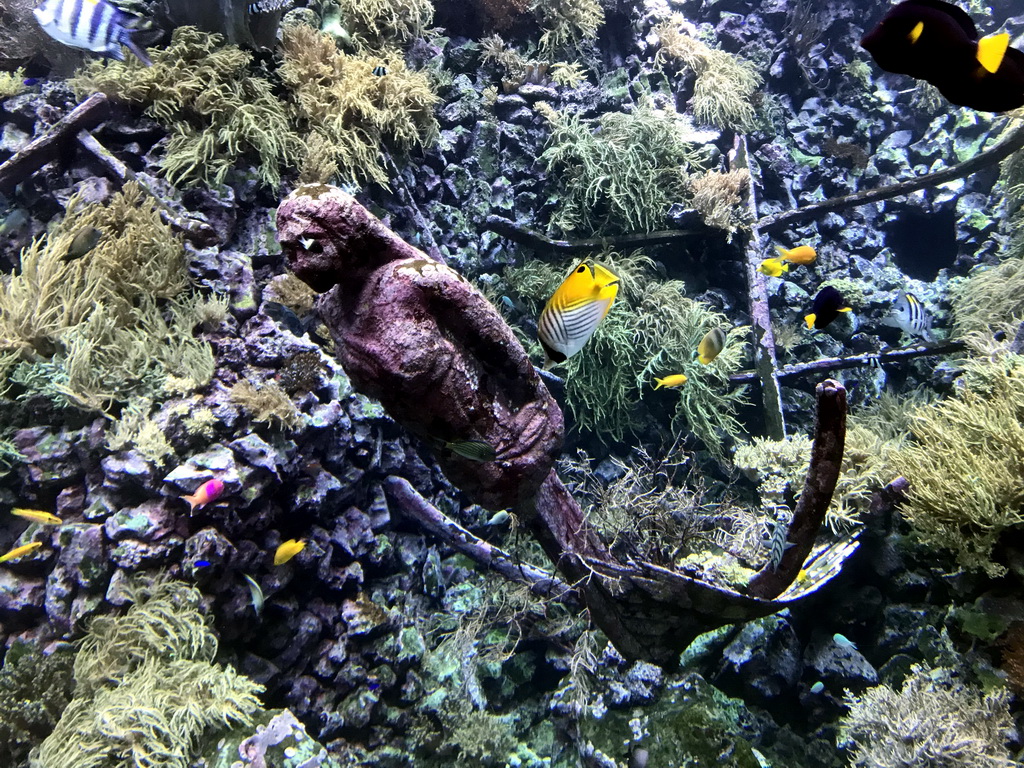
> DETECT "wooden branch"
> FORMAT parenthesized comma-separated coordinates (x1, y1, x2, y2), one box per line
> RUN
(737, 136, 786, 438)
(729, 339, 967, 384)
(756, 122, 1024, 231)
(747, 379, 847, 599)
(0, 94, 111, 195)
(384, 475, 577, 603)
(75, 131, 216, 245)
(484, 215, 708, 255)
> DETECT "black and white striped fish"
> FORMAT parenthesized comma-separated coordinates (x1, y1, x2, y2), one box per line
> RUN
(882, 290, 931, 338)
(765, 507, 795, 571)
(372, 65, 388, 77)
(33, 0, 151, 66)
(247, 0, 293, 13)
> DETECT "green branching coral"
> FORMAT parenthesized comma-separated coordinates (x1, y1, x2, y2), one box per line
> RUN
(532, 0, 604, 53)
(281, 26, 440, 187)
(655, 14, 762, 132)
(0, 184, 214, 411)
(0, 642, 75, 767)
(950, 256, 1024, 339)
(838, 665, 1014, 768)
(72, 27, 303, 188)
(503, 253, 749, 452)
(32, 579, 263, 768)
(537, 102, 710, 235)
(331, 0, 434, 50)
(892, 353, 1024, 576)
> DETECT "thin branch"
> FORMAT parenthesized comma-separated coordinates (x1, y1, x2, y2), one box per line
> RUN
(0, 93, 111, 195)
(756, 122, 1024, 231)
(484, 215, 708, 255)
(384, 475, 578, 604)
(729, 340, 967, 384)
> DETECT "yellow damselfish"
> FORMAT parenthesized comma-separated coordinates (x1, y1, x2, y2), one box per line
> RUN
(0, 541, 43, 563)
(777, 244, 817, 265)
(757, 257, 790, 277)
(653, 374, 688, 390)
(10, 508, 62, 525)
(274, 539, 306, 565)
(538, 261, 619, 367)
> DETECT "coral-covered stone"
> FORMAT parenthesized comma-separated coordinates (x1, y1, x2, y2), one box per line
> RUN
(277, 185, 562, 509)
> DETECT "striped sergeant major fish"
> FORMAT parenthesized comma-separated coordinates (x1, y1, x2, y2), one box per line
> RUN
(33, 0, 152, 66)
(765, 506, 795, 571)
(882, 290, 931, 339)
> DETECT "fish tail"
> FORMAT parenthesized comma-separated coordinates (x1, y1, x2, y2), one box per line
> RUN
(121, 29, 152, 66)
(653, 379, 664, 390)
(776, 246, 790, 260)
(977, 32, 1009, 74)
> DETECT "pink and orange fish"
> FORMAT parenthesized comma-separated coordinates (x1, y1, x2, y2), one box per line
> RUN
(180, 479, 226, 514)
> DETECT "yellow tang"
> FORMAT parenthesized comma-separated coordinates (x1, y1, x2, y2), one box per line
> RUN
(274, 539, 306, 566)
(653, 374, 688, 390)
(11, 509, 62, 525)
(757, 257, 790, 277)
(0, 541, 42, 564)
(697, 327, 727, 365)
(777, 245, 817, 265)
(538, 261, 619, 367)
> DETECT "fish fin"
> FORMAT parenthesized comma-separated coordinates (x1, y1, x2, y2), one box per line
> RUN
(653, 379, 664, 390)
(804, 313, 816, 329)
(977, 32, 1009, 74)
(908, 20, 924, 44)
(839, 307, 853, 313)
(592, 263, 619, 287)
(776, 246, 790, 260)
(120, 30, 152, 66)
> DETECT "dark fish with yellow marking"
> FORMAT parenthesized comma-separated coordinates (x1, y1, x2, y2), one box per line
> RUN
(697, 327, 727, 365)
(861, 0, 1024, 112)
(805, 286, 852, 330)
(537, 261, 619, 367)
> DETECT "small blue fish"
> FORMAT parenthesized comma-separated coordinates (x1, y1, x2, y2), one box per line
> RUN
(22, 77, 41, 86)
(368, 680, 380, 691)
(194, 559, 211, 568)
(833, 632, 857, 651)
(33, 0, 152, 65)
(810, 681, 825, 694)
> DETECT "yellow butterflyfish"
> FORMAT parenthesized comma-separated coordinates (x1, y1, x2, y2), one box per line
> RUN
(697, 328, 727, 365)
(537, 261, 619, 367)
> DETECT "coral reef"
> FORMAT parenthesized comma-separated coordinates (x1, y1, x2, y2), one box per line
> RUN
(689, 168, 751, 237)
(537, 101, 709, 235)
(654, 14, 762, 132)
(0, 642, 75, 767)
(893, 352, 1024, 576)
(0, 183, 213, 411)
(32, 579, 263, 768)
(950, 256, 1024, 339)
(838, 665, 1014, 768)
(280, 26, 440, 187)
(331, 0, 434, 51)
(532, 0, 604, 53)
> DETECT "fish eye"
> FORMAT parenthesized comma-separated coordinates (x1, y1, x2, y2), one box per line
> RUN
(576, 265, 588, 273)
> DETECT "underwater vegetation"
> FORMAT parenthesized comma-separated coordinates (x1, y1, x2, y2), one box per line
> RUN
(329, 0, 435, 51)
(503, 252, 749, 453)
(893, 350, 1024, 577)
(838, 664, 1014, 768)
(32, 578, 263, 768)
(950, 255, 1024, 339)
(654, 13, 762, 133)
(0, 183, 214, 412)
(71, 23, 439, 189)
(537, 101, 710, 235)
(0, 641, 75, 767)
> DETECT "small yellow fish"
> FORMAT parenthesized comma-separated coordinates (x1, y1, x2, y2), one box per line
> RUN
(653, 374, 688, 390)
(274, 539, 305, 565)
(757, 257, 790, 277)
(0, 541, 42, 563)
(777, 244, 817, 265)
(10, 509, 62, 525)
(538, 261, 619, 367)
(697, 328, 727, 365)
